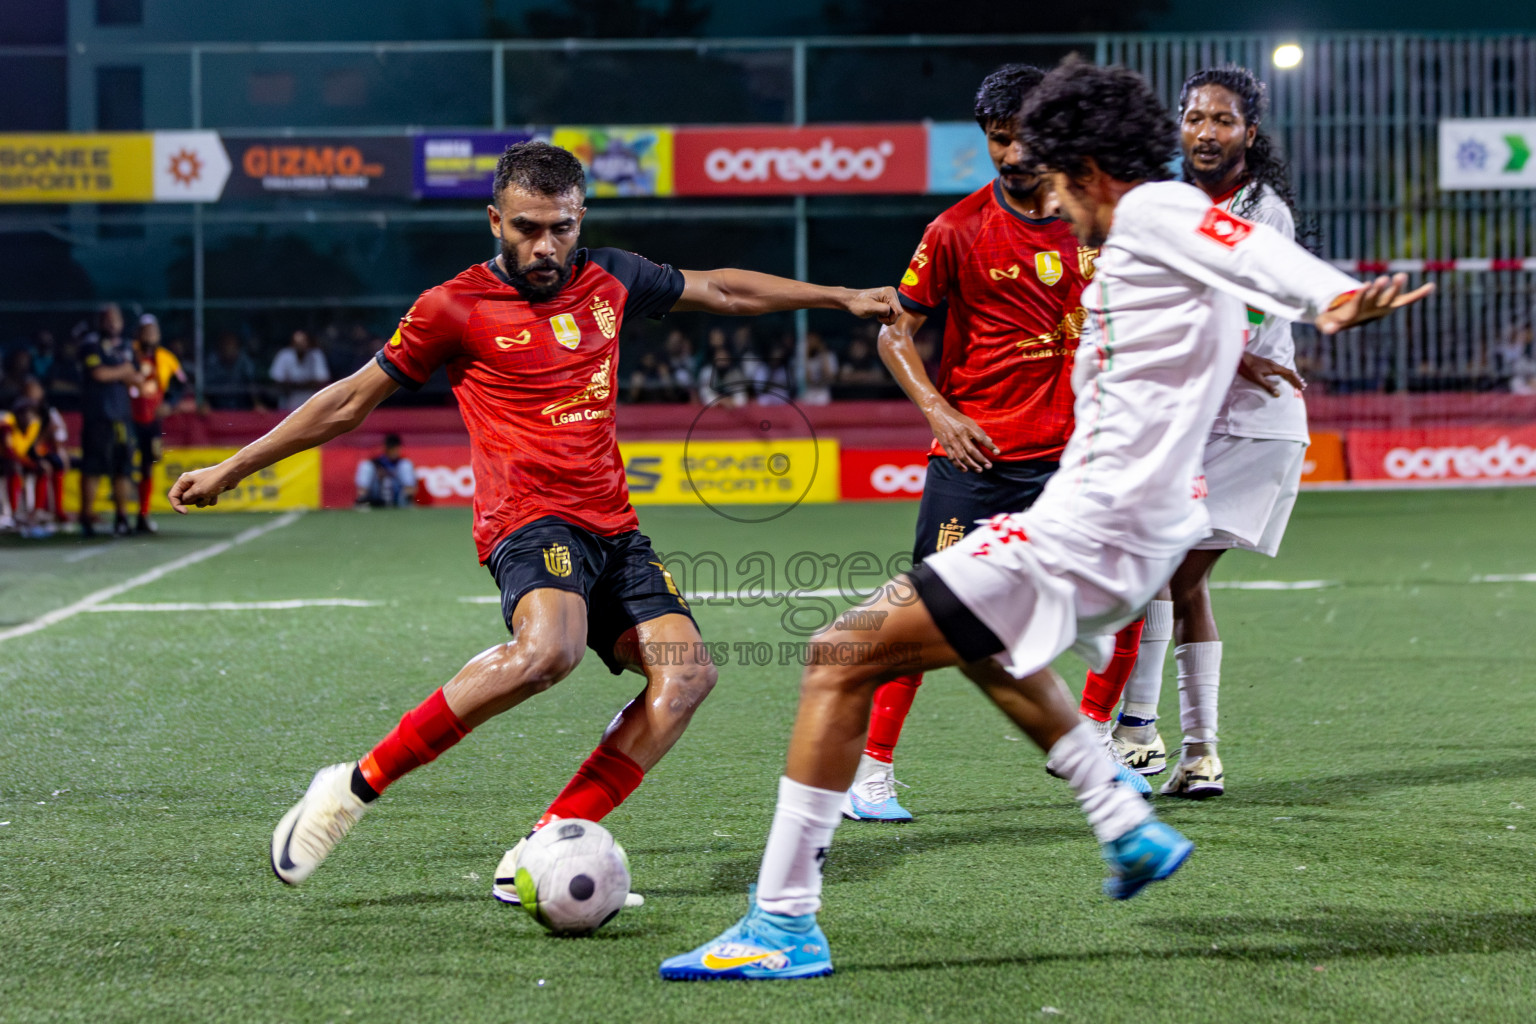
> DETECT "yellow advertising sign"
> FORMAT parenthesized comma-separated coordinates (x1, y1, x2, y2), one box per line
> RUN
(65, 447, 320, 514)
(621, 439, 839, 506)
(0, 133, 154, 202)
(550, 126, 674, 197)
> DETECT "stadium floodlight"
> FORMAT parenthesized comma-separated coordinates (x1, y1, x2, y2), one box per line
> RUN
(1272, 43, 1304, 69)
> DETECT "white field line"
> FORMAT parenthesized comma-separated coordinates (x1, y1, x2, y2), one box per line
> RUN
(0, 512, 304, 644)
(89, 599, 382, 613)
(1209, 579, 1338, 590)
(1471, 574, 1536, 583)
(62, 545, 113, 564)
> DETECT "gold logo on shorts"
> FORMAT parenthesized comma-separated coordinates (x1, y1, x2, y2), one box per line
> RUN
(936, 517, 966, 551)
(543, 543, 573, 577)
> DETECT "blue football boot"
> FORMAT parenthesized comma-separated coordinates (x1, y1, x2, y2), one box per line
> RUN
(660, 894, 833, 981)
(841, 755, 914, 822)
(1101, 819, 1194, 900)
(1116, 761, 1154, 799)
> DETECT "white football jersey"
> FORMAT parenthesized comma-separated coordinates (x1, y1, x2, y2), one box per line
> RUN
(1209, 182, 1311, 442)
(1038, 180, 1359, 558)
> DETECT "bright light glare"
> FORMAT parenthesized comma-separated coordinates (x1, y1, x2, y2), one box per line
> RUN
(1273, 44, 1304, 69)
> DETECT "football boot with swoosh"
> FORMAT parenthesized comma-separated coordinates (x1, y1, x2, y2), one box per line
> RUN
(660, 893, 832, 981)
(270, 762, 369, 885)
(1101, 819, 1195, 900)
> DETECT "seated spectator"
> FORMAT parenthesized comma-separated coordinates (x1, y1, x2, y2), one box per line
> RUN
(203, 332, 261, 411)
(664, 330, 696, 397)
(270, 328, 330, 410)
(0, 349, 34, 409)
(18, 377, 69, 524)
(28, 330, 58, 387)
(835, 333, 893, 399)
(627, 351, 676, 404)
(801, 331, 837, 406)
(697, 350, 749, 407)
(756, 344, 793, 405)
(4, 386, 68, 533)
(355, 433, 417, 508)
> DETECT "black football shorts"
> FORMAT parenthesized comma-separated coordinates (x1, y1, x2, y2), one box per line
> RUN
(911, 455, 1059, 565)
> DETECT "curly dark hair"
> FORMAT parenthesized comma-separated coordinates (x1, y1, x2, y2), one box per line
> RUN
(1178, 65, 1298, 217)
(492, 140, 586, 204)
(973, 63, 1047, 130)
(1019, 60, 1177, 183)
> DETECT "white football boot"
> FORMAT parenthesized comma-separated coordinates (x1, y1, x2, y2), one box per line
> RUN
(492, 836, 645, 908)
(1112, 720, 1168, 777)
(270, 762, 370, 885)
(1160, 750, 1225, 799)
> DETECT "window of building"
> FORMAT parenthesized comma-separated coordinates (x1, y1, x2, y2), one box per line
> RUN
(95, 0, 143, 27)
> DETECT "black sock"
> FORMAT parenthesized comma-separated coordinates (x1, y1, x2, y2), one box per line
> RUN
(350, 764, 380, 804)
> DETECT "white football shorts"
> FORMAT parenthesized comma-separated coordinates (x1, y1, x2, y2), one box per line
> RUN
(1192, 434, 1307, 558)
(921, 510, 1182, 680)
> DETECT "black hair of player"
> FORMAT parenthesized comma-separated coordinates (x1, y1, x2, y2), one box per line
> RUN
(973, 63, 1047, 130)
(1020, 59, 1177, 184)
(383, 433, 402, 449)
(492, 141, 586, 205)
(1178, 65, 1298, 218)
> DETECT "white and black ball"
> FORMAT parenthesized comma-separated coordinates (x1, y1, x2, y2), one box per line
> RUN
(513, 819, 630, 936)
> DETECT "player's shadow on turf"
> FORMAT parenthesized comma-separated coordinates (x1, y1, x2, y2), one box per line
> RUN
(646, 819, 1088, 898)
(1224, 755, 1536, 806)
(840, 909, 1536, 974)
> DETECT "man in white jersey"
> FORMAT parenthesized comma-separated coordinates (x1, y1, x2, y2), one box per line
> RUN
(1111, 66, 1314, 796)
(658, 60, 1430, 982)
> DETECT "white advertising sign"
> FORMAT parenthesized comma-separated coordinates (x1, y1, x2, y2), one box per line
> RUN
(1439, 119, 1536, 190)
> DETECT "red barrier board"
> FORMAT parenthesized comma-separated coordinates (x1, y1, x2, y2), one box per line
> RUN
(323, 444, 475, 508)
(840, 448, 930, 500)
(1300, 431, 1346, 484)
(1346, 426, 1536, 483)
(673, 125, 927, 196)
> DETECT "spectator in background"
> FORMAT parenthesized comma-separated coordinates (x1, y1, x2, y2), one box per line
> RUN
(697, 348, 749, 407)
(1497, 319, 1535, 394)
(627, 350, 675, 404)
(731, 325, 765, 381)
(17, 377, 69, 525)
(801, 331, 838, 405)
(664, 329, 696, 397)
(4, 387, 68, 534)
(355, 433, 417, 508)
(46, 324, 86, 411)
(756, 343, 793, 405)
(270, 328, 330, 409)
(27, 330, 58, 386)
(77, 303, 141, 537)
(203, 332, 261, 411)
(129, 314, 187, 534)
(836, 331, 892, 399)
(0, 348, 33, 409)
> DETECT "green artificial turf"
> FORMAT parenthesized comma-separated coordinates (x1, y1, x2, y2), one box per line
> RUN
(1, 489, 1533, 1023)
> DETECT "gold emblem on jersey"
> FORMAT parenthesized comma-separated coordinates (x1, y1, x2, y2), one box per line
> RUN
(988, 264, 1022, 281)
(543, 543, 573, 577)
(901, 267, 920, 286)
(1077, 246, 1099, 281)
(551, 313, 582, 350)
(495, 330, 531, 349)
(1035, 251, 1064, 286)
(389, 305, 415, 347)
(540, 357, 613, 424)
(590, 295, 618, 340)
(1016, 307, 1088, 360)
(936, 517, 966, 551)
(912, 242, 930, 269)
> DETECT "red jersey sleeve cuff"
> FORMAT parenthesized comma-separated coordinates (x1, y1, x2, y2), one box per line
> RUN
(897, 292, 938, 316)
(374, 349, 425, 391)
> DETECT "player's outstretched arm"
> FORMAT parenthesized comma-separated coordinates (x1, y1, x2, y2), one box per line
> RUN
(672, 269, 900, 323)
(877, 309, 998, 472)
(168, 360, 399, 513)
(1314, 273, 1434, 335)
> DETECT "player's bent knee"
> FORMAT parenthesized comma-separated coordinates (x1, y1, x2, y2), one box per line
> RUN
(656, 660, 718, 714)
(511, 642, 584, 693)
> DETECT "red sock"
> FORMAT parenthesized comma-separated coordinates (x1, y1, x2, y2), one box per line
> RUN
(865, 673, 922, 763)
(138, 474, 153, 518)
(53, 472, 65, 519)
(536, 744, 646, 829)
(357, 688, 469, 796)
(7, 476, 19, 513)
(1080, 618, 1146, 721)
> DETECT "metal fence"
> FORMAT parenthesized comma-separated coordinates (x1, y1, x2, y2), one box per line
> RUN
(4, 32, 1535, 397)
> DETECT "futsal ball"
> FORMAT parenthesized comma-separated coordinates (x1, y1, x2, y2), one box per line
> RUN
(513, 819, 631, 936)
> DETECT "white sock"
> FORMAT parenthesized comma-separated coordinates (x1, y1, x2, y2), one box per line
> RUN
(852, 752, 886, 785)
(1121, 599, 1172, 721)
(1176, 641, 1223, 757)
(755, 776, 844, 917)
(1047, 723, 1152, 844)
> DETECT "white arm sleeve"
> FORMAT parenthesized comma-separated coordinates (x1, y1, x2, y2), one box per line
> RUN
(1115, 183, 1358, 322)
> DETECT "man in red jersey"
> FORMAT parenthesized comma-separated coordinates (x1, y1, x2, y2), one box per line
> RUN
(168, 141, 899, 893)
(845, 64, 1148, 821)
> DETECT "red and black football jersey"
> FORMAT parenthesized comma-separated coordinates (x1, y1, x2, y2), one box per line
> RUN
(376, 248, 684, 561)
(898, 178, 1093, 462)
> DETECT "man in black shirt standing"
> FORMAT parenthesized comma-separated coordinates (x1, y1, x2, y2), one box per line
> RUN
(77, 304, 143, 537)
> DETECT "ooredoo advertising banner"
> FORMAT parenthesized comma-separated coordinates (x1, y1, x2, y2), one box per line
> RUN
(1346, 426, 1536, 484)
(224, 136, 414, 198)
(840, 448, 929, 500)
(414, 131, 543, 199)
(1300, 431, 1346, 484)
(673, 125, 927, 196)
(322, 444, 474, 508)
